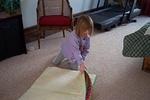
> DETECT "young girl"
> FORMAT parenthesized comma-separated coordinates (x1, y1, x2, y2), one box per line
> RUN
(52, 15, 94, 73)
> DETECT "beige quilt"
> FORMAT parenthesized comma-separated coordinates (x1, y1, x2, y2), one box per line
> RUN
(19, 67, 96, 100)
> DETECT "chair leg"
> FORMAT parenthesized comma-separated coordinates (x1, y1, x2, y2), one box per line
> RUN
(38, 37, 40, 49)
(41, 30, 45, 38)
(71, 26, 73, 31)
(37, 25, 42, 49)
(63, 30, 65, 37)
(37, 31, 41, 49)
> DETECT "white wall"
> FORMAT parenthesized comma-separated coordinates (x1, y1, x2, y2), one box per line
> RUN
(21, 0, 104, 28)
(20, 0, 38, 28)
(69, 0, 99, 13)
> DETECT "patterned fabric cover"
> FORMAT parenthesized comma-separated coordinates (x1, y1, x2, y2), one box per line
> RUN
(122, 22, 150, 57)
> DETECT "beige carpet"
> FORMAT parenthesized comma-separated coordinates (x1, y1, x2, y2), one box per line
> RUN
(0, 16, 150, 100)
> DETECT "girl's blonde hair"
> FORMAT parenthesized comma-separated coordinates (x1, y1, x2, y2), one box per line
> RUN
(75, 15, 94, 36)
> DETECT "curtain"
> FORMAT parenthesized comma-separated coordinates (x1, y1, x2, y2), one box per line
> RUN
(139, 0, 150, 16)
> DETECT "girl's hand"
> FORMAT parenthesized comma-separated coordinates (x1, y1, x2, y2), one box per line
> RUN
(79, 63, 86, 73)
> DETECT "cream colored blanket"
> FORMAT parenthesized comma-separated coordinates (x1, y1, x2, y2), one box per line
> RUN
(19, 67, 96, 100)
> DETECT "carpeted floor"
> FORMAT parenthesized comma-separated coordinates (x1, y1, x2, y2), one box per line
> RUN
(0, 16, 150, 100)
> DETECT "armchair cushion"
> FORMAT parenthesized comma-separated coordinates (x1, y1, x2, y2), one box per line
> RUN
(39, 15, 72, 26)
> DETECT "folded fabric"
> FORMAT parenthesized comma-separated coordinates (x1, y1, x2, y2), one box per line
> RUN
(19, 67, 96, 100)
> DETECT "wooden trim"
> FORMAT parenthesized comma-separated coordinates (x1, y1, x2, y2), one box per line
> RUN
(42, 0, 45, 16)
(24, 25, 37, 35)
(142, 57, 150, 72)
(0, 11, 21, 20)
(24, 25, 60, 43)
(36, 0, 40, 22)
(24, 25, 38, 43)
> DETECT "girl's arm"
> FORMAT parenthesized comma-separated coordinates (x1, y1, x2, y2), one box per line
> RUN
(72, 40, 86, 73)
(69, 33, 87, 72)
(72, 41, 84, 66)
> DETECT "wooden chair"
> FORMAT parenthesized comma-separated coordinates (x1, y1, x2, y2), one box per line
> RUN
(36, 0, 73, 49)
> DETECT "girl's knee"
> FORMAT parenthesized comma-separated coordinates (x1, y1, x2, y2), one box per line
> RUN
(69, 62, 78, 70)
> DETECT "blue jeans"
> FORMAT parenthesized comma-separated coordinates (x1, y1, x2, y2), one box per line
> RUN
(52, 51, 78, 70)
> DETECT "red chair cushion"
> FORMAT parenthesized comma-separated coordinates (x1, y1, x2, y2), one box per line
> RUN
(39, 15, 72, 26)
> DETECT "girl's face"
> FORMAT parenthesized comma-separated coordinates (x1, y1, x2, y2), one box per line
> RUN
(80, 29, 90, 38)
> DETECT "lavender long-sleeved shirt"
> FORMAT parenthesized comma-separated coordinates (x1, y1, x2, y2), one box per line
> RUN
(61, 30, 90, 65)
